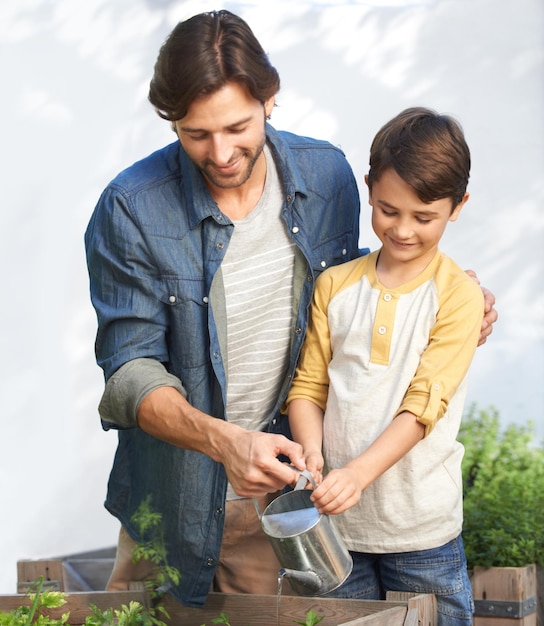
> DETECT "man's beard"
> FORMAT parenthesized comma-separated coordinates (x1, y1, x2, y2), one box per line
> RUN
(199, 139, 266, 190)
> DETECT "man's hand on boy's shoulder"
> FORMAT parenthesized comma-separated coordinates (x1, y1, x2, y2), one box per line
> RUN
(465, 269, 498, 346)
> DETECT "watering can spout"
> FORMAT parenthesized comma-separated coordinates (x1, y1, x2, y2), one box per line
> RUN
(279, 568, 323, 594)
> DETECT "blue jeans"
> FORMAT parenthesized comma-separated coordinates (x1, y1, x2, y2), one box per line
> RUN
(326, 535, 474, 626)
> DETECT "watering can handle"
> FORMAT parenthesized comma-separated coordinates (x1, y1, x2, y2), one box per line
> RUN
(253, 469, 316, 518)
(294, 468, 317, 491)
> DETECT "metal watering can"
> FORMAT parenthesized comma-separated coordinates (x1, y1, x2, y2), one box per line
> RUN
(256, 470, 352, 596)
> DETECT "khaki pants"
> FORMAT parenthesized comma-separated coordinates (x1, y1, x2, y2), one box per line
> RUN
(106, 494, 284, 595)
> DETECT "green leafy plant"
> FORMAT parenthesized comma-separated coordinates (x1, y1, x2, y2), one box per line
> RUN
(0, 577, 69, 626)
(294, 609, 325, 626)
(0, 499, 179, 626)
(129, 497, 180, 607)
(459, 404, 544, 569)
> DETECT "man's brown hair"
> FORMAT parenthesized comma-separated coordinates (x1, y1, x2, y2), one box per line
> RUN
(149, 10, 280, 122)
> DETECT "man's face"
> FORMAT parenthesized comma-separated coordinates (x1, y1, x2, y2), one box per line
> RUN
(173, 82, 275, 192)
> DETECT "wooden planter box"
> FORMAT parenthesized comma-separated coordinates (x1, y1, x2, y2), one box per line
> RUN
(4, 551, 437, 626)
(471, 565, 539, 626)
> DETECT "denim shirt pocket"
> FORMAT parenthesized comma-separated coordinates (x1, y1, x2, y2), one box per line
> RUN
(307, 232, 353, 277)
(158, 275, 211, 370)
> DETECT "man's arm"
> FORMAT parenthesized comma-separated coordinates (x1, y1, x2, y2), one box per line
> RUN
(137, 385, 305, 497)
(99, 358, 305, 497)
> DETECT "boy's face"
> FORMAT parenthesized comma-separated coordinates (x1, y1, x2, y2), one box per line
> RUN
(366, 168, 468, 272)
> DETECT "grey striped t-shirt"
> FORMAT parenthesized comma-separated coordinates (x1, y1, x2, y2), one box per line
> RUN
(221, 144, 296, 498)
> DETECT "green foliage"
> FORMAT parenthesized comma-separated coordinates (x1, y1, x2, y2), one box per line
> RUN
(130, 496, 181, 603)
(0, 577, 169, 626)
(0, 578, 68, 626)
(459, 404, 544, 568)
(293, 609, 325, 625)
(0, 500, 179, 626)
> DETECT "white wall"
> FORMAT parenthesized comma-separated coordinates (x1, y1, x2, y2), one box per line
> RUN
(1, 0, 542, 594)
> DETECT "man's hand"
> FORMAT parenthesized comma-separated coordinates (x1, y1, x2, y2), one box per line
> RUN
(137, 386, 305, 497)
(465, 269, 498, 346)
(220, 429, 306, 497)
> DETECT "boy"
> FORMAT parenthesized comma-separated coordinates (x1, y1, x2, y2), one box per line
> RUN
(285, 107, 482, 626)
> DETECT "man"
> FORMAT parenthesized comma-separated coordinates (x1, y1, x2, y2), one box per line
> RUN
(85, 10, 497, 608)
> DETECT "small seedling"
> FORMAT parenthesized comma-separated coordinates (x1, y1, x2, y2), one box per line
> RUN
(294, 609, 325, 626)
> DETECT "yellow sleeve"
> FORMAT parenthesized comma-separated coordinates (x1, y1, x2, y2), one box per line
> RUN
(395, 265, 484, 436)
(284, 269, 334, 412)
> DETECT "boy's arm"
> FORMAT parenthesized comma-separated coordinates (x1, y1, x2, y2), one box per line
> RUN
(288, 398, 325, 480)
(310, 411, 424, 514)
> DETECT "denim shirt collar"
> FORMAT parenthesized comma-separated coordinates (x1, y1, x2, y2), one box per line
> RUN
(175, 122, 309, 227)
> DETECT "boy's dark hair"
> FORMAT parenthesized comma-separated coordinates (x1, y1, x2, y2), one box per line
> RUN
(367, 107, 471, 209)
(148, 10, 280, 121)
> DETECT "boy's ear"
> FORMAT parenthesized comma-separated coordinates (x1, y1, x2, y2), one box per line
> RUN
(449, 192, 469, 222)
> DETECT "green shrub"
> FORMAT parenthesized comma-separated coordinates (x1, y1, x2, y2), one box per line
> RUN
(459, 404, 544, 569)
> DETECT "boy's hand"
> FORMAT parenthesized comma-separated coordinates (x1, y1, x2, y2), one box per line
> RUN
(303, 450, 324, 486)
(310, 467, 363, 515)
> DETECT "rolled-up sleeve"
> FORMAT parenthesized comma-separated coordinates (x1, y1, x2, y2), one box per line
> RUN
(98, 358, 186, 430)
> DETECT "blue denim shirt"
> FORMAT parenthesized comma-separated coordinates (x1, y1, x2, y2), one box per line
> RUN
(85, 124, 363, 606)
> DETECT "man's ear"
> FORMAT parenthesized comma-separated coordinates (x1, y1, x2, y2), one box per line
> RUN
(450, 192, 469, 223)
(264, 96, 275, 119)
(364, 174, 372, 204)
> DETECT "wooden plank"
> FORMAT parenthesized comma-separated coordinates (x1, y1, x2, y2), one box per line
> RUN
(386, 592, 437, 626)
(3, 581, 437, 626)
(407, 593, 437, 626)
(336, 606, 406, 625)
(471, 566, 537, 626)
(537, 566, 543, 626)
(161, 592, 410, 626)
(17, 559, 65, 592)
(402, 607, 419, 626)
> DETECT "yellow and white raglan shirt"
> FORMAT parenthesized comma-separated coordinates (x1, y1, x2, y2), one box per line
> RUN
(286, 249, 484, 553)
